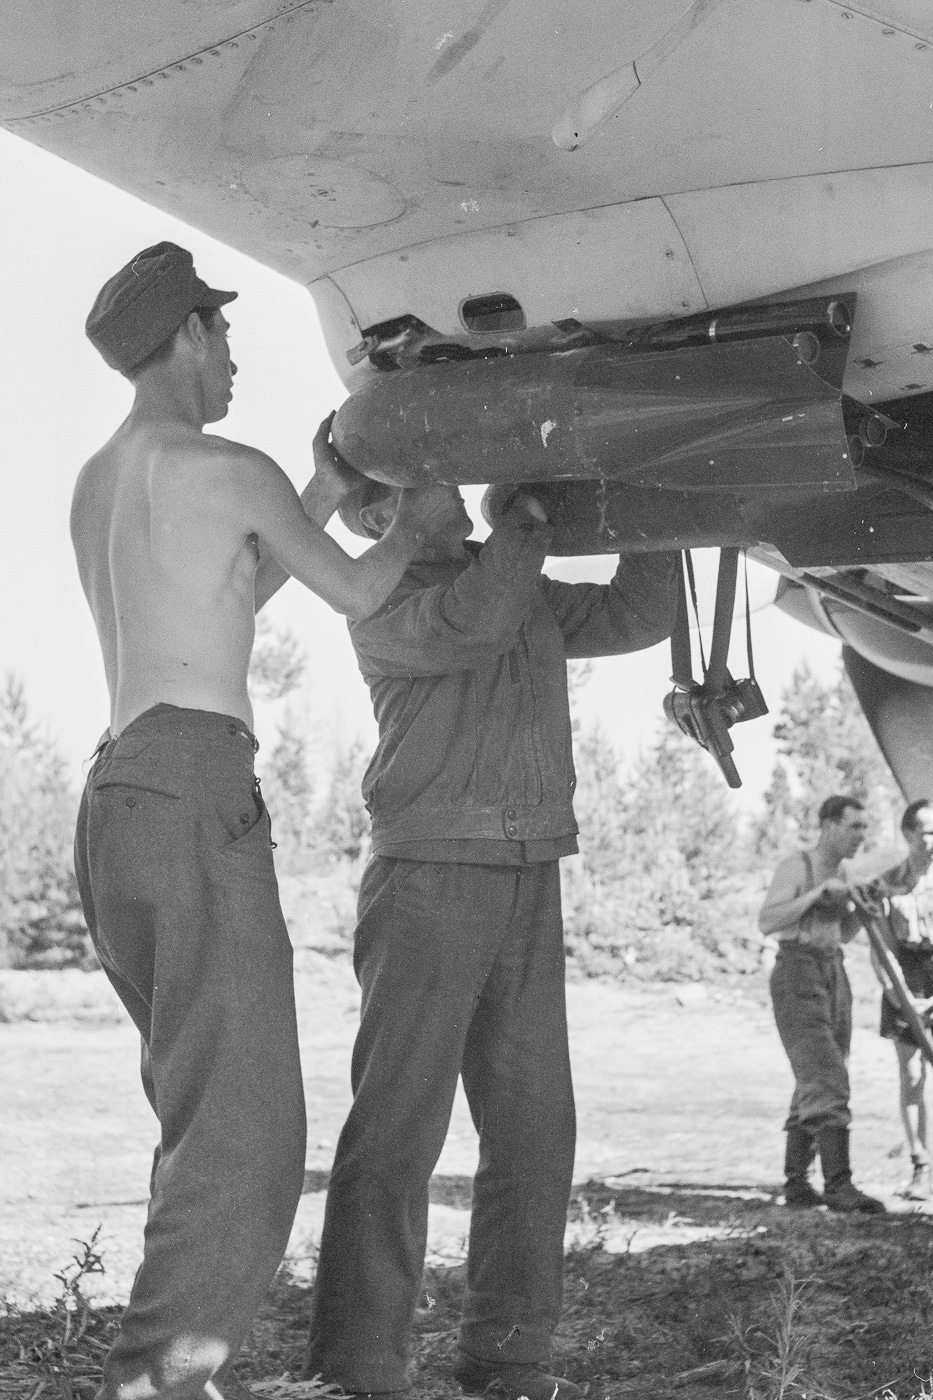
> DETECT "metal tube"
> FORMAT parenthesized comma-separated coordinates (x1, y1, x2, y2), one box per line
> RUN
(636, 296, 852, 351)
(800, 572, 930, 634)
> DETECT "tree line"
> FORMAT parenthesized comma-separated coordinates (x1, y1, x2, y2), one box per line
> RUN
(0, 626, 903, 978)
(560, 657, 900, 981)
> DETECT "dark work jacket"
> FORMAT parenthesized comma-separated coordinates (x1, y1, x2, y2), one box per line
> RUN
(348, 521, 678, 853)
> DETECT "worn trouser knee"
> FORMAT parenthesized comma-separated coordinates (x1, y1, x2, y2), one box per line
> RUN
(76, 707, 307, 1399)
(771, 948, 852, 1133)
(307, 859, 575, 1393)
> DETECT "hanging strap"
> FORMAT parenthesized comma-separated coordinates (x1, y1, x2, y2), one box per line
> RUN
(801, 849, 815, 893)
(743, 550, 757, 683)
(684, 550, 708, 676)
(669, 546, 753, 693)
(669, 554, 695, 689)
(705, 547, 739, 692)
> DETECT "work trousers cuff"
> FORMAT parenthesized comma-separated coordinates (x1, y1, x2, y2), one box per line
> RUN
(458, 1319, 554, 1367)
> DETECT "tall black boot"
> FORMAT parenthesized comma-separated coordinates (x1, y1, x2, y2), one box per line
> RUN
(907, 1154, 932, 1201)
(783, 1126, 822, 1207)
(817, 1127, 886, 1214)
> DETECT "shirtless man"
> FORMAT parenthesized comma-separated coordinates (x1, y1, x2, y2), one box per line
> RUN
(759, 795, 884, 1213)
(71, 241, 442, 1400)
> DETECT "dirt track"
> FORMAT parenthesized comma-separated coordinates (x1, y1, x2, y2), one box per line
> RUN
(0, 941, 918, 1310)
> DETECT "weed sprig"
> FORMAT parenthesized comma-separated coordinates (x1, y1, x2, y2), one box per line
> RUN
(0, 1229, 113, 1400)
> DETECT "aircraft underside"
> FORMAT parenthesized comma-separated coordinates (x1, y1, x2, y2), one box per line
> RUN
(5, 0, 933, 787)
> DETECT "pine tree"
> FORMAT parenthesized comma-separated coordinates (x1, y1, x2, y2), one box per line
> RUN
(317, 737, 370, 863)
(248, 615, 307, 702)
(248, 620, 317, 871)
(248, 619, 372, 872)
(262, 705, 317, 871)
(0, 676, 89, 969)
(756, 659, 900, 861)
(619, 727, 750, 956)
(565, 710, 757, 980)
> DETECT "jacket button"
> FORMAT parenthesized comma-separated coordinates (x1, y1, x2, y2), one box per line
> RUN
(506, 809, 516, 820)
(506, 824, 518, 838)
(125, 796, 136, 807)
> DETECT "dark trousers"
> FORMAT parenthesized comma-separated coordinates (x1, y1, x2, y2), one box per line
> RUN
(306, 857, 576, 1394)
(770, 945, 852, 1134)
(74, 704, 306, 1400)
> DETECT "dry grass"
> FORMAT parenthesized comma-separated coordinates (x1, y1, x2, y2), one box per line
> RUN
(3, 952, 929, 1398)
(5, 1185, 933, 1400)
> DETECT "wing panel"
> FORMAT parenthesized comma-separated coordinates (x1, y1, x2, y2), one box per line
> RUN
(0, 2, 310, 112)
(325, 201, 706, 343)
(4, 0, 933, 294)
(843, 647, 933, 799)
(821, 2, 933, 42)
(665, 173, 933, 312)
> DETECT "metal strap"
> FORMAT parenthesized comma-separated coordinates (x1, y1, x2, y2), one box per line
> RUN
(743, 551, 757, 682)
(670, 553, 695, 689)
(706, 547, 739, 692)
(683, 550, 708, 677)
(670, 546, 752, 693)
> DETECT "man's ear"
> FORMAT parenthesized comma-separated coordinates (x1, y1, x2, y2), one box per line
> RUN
(359, 500, 394, 538)
(178, 310, 208, 354)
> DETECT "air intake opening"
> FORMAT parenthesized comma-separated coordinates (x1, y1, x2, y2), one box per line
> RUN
(460, 292, 526, 334)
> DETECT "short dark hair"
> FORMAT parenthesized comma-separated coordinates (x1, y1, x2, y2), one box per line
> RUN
(124, 305, 219, 381)
(818, 795, 864, 824)
(902, 799, 933, 835)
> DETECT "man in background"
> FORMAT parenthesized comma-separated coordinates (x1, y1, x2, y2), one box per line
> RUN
(760, 795, 884, 1214)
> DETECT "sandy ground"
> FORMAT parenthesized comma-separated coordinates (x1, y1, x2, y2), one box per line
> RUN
(1, 937, 916, 1313)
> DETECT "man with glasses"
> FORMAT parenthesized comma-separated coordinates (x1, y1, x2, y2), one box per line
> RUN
(759, 795, 885, 1213)
(866, 799, 933, 1200)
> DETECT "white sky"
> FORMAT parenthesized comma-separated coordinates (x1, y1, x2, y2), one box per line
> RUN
(0, 127, 843, 806)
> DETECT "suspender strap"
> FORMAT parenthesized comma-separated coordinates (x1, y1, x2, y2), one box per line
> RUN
(706, 547, 739, 692)
(743, 551, 757, 682)
(683, 550, 708, 676)
(801, 849, 815, 892)
(670, 555, 695, 690)
(669, 546, 750, 693)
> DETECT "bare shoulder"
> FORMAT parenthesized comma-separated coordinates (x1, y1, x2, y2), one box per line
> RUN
(175, 432, 288, 494)
(156, 429, 273, 472)
(141, 432, 289, 525)
(71, 439, 118, 536)
(194, 432, 270, 464)
(766, 850, 808, 896)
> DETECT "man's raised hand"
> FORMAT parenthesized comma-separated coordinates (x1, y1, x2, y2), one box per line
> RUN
(311, 411, 366, 508)
(501, 491, 553, 540)
(482, 483, 553, 535)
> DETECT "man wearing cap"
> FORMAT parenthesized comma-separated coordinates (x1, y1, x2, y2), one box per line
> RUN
(72, 242, 446, 1400)
(302, 482, 678, 1399)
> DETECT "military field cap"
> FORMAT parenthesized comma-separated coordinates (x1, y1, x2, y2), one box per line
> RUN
(85, 241, 237, 373)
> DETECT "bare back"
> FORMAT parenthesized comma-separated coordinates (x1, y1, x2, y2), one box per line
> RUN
(71, 420, 260, 736)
